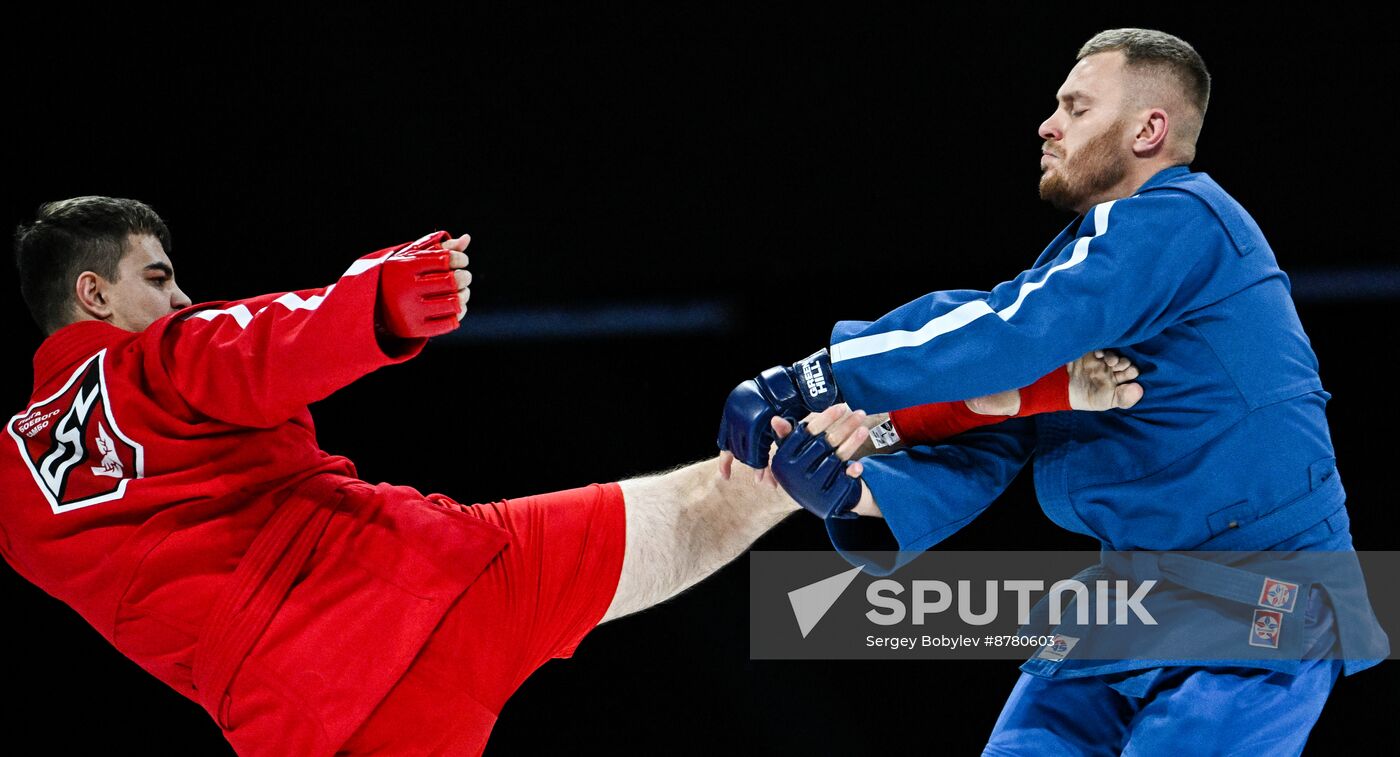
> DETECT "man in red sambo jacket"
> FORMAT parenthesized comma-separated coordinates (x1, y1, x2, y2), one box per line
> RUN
(5, 196, 808, 756)
(2, 197, 1140, 756)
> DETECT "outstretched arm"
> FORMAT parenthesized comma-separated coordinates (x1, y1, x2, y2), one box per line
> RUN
(738, 347, 1141, 494)
(139, 232, 470, 428)
(762, 350, 1144, 572)
(829, 191, 1221, 412)
(720, 337, 1143, 480)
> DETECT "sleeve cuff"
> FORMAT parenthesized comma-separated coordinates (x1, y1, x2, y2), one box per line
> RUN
(823, 454, 964, 576)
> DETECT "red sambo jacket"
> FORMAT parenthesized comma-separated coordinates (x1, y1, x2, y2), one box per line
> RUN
(0, 234, 510, 756)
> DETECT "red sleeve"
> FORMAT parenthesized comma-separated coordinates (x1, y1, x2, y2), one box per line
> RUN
(137, 237, 436, 428)
(888, 366, 1071, 444)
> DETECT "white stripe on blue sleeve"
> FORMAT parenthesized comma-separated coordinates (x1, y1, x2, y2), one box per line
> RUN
(830, 200, 1117, 364)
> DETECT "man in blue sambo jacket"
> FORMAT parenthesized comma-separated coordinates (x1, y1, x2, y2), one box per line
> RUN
(718, 27, 1389, 754)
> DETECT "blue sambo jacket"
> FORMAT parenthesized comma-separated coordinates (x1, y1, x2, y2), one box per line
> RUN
(825, 164, 1389, 680)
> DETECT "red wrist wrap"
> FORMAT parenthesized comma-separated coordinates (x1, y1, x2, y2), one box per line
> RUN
(887, 365, 1072, 444)
(1015, 365, 1071, 416)
(889, 399, 1008, 444)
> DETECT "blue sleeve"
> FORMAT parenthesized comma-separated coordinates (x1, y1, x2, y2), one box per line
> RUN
(827, 417, 1037, 575)
(828, 191, 1222, 412)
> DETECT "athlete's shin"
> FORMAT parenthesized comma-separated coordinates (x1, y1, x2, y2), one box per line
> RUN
(602, 456, 798, 622)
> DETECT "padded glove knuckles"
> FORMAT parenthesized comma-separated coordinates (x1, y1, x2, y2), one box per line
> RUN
(770, 422, 862, 520)
(378, 231, 460, 339)
(716, 349, 842, 468)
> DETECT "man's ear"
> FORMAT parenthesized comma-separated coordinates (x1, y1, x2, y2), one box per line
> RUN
(74, 271, 113, 320)
(1131, 108, 1170, 158)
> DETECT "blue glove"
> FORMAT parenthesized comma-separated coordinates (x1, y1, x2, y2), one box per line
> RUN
(770, 420, 863, 520)
(718, 349, 842, 468)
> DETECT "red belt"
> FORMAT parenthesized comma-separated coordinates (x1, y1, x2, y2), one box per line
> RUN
(192, 474, 351, 729)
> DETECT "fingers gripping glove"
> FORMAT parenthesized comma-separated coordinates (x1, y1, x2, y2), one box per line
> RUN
(717, 349, 842, 468)
(770, 421, 862, 520)
(377, 231, 459, 338)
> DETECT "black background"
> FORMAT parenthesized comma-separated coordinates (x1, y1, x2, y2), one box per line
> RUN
(3, 4, 1396, 754)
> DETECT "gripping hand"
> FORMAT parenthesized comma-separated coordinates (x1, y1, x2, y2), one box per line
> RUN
(717, 348, 841, 469)
(769, 421, 862, 520)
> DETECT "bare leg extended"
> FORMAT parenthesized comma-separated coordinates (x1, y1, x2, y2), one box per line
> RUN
(601, 456, 799, 623)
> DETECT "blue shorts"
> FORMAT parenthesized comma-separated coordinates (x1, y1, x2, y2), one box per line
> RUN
(984, 586, 1344, 755)
(982, 661, 1342, 756)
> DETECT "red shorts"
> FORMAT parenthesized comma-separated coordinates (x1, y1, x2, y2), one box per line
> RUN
(335, 482, 627, 756)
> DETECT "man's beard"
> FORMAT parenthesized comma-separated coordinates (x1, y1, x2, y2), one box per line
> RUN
(1039, 118, 1130, 213)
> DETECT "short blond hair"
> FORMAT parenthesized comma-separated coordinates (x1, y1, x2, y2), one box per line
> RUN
(1078, 28, 1211, 163)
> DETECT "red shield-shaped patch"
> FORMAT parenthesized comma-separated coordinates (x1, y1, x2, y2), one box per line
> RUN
(7, 350, 143, 513)
(1249, 609, 1283, 649)
(1258, 577, 1300, 613)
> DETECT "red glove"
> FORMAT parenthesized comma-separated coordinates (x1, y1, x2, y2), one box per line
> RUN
(376, 231, 460, 338)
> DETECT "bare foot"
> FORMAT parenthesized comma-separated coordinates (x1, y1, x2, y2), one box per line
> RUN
(1068, 349, 1144, 411)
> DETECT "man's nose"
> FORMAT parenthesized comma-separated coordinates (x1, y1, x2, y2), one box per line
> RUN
(1038, 114, 1061, 142)
(172, 286, 193, 310)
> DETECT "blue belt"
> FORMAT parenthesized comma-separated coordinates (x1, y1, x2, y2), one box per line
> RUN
(1102, 551, 1305, 608)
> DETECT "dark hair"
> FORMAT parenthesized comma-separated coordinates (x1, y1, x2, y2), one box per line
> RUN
(1078, 28, 1211, 162)
(13, 196, 172, 334)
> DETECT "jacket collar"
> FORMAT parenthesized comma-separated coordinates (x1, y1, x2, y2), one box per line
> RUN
(31, 320, 133, 392)
(1133, 163, 1192, 195)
